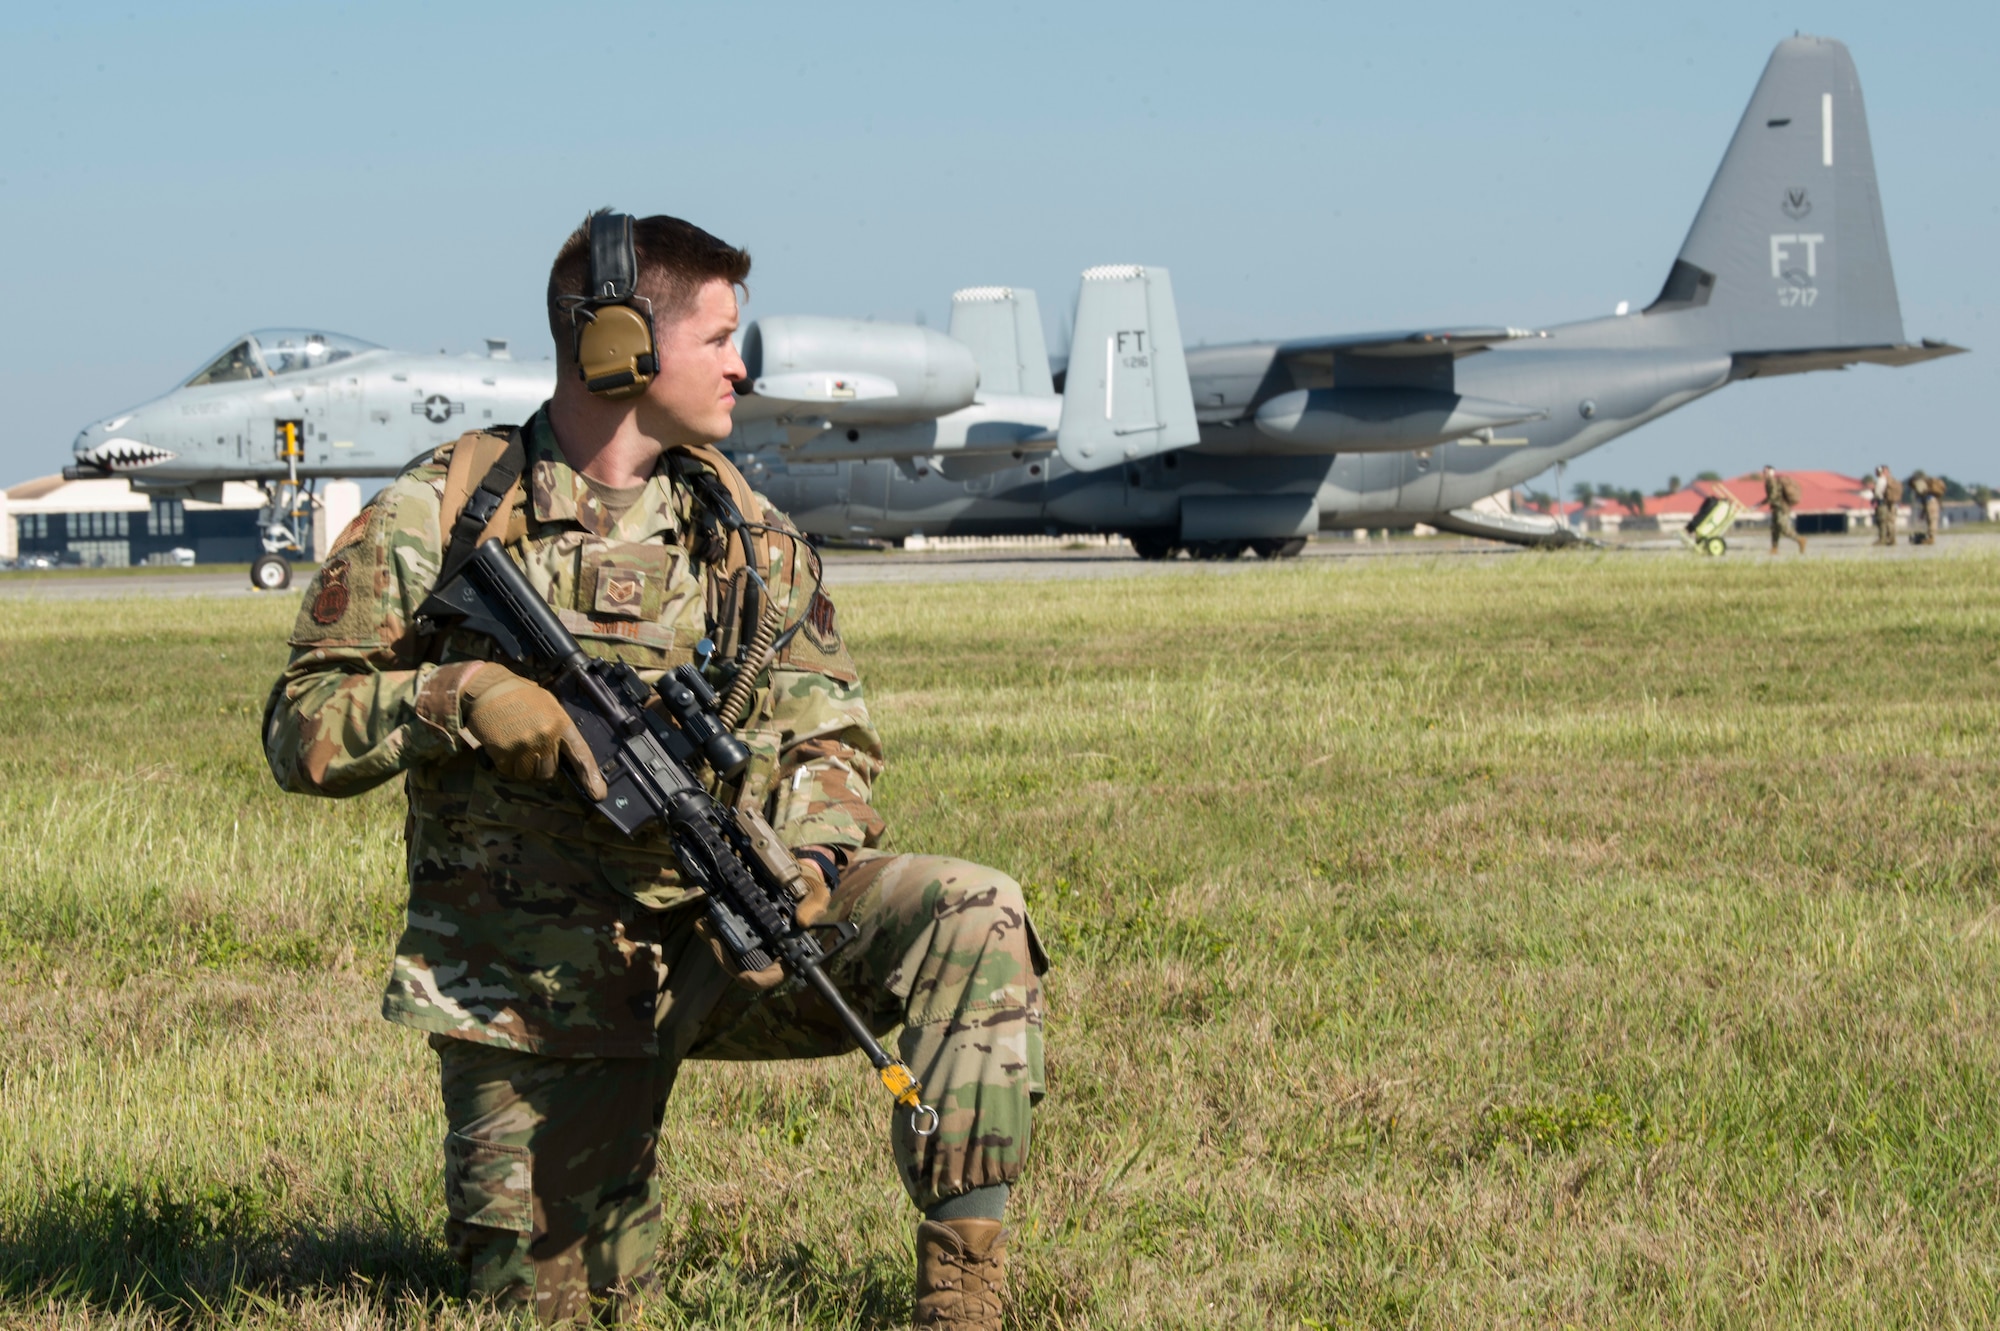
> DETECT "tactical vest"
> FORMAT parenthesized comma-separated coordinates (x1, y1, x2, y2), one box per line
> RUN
(421, 425, 848, 682)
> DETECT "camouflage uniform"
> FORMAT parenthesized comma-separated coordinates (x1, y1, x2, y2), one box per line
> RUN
(1872, 472, 1899, 545)
(1763, 471, 1801, 552)
(265, 410, 1045, 1319)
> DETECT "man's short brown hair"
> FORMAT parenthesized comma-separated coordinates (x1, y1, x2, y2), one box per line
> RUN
(546, 213, 751, 365)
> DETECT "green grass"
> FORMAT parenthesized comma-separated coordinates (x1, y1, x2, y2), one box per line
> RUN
(2, 548, 1998, 1327)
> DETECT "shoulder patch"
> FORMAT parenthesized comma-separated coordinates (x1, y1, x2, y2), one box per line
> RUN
(288, 477, 436, 652)
(776, 587, 859, 683)
(310, 556, 352, 624)
(803, 589, 839, 649)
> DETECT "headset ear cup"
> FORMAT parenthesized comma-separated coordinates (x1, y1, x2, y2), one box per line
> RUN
(578, 303, 657, 399)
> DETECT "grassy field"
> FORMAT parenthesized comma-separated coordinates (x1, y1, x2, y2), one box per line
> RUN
(2, 548, 1998, 1328)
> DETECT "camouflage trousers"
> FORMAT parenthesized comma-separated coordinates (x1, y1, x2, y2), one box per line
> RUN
(433, 851, 1045, 1322)
(1925, 497, 1941, 542)
(1875, 501, 1898, 544)
(1769, 506, 1799, 547)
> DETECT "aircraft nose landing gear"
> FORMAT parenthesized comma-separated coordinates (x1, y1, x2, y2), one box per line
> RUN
(251, 419, 313, 591)
(251, 553, 292, 591)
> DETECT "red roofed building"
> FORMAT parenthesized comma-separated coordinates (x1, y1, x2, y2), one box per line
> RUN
(1524, 471, 1897, 535)
(1646, 471, 1877, 534)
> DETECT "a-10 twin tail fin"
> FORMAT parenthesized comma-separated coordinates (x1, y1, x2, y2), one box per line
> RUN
(1650, 35, 1962, 375)
(949, 286, 1055, 398)
(1056, 265, 1200, 472)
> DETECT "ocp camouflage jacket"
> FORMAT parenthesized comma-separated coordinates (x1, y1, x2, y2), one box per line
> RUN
(264, 409, 886, 1055)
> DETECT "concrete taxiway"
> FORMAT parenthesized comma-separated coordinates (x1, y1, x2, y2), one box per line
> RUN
(1, 531, 1991, 600)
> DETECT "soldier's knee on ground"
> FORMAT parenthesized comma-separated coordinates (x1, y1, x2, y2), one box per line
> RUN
(876, 856, 1047, 1211)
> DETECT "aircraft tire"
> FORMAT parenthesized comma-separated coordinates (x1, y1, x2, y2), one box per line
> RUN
(1127, 532, 1180, 561)
(1187, 540, 1246, 561)
(1251, 538, 1308, 559)
(251, 553, 293, 591)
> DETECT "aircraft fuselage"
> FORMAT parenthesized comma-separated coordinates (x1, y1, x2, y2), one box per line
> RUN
(743, 314, 1733, 540)
(70, 332, 554, 491)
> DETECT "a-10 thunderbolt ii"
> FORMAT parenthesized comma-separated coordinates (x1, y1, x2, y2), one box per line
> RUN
(731, 35, 1963, 557)
(62, 267, 1196, 588)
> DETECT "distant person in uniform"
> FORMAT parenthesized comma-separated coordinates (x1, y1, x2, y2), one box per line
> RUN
(1761, 464, 1806, 555)
(1872, 464, 1902, 546)
(1912, 471, 1945, 543)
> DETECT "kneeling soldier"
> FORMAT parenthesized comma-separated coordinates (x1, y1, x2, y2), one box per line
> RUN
(264, 213, 1043, 1328)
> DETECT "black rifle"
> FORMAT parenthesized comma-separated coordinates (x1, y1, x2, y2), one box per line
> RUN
(417, 538, 937, 1134)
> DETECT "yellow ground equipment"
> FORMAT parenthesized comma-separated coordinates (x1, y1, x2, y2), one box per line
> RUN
(1681, 491, 1742, 556)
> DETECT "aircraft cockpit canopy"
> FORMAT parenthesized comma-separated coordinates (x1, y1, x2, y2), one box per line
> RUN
(183, 330, 381, 387)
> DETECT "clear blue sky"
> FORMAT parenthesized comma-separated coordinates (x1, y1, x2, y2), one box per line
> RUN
(1, 1, 1991, 492)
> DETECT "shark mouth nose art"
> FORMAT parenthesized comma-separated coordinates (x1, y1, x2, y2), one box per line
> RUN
(79, 439, 178, 471)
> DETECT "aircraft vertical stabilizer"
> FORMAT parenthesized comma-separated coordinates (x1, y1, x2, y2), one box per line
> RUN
(1654, 36, 1906, 352)
(1056, 265, 1199, 472)
(949, 287, 1054, 398)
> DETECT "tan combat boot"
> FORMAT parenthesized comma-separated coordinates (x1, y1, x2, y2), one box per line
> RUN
(1795, 534, 1808, 555)
(914, 1218, 1006, 1329)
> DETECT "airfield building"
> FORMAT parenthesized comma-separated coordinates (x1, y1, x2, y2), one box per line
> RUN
(1544, 472, 1993, 536)
(1, 474, 267, 566)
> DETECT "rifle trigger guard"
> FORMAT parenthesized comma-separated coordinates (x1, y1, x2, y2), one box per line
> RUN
(910, 1103, 940, 1138)
(811, 919, 860, 959)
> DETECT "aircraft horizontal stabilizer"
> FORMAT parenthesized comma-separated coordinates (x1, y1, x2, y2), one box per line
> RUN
(1056, 265, 1199, 472)
(1731, 338, 1967, 379)
(1279, 327, 1548, 368)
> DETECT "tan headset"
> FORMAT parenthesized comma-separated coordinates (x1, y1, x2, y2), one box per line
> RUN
(564, 211, 658, 399)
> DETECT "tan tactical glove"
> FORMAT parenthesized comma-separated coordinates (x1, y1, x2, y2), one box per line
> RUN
(696, 849, 835, 990)
(458, 663, 609, 799)
(790, 850, 835, 929)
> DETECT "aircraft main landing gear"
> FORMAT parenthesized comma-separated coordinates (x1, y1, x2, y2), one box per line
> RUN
(251, 553, 293, 591)
(1250, 537, 1308, 559)
(1127, 532, 1180, 561)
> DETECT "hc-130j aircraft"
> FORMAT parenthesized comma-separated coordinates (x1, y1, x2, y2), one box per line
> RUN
(62, 267, 1196, 588)
(733, 35, 1962, 557)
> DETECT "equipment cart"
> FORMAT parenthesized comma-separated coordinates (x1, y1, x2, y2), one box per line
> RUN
(1682, 491, 1742, 556)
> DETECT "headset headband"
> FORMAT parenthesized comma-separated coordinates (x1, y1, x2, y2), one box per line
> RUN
(588, 211, 637, 301)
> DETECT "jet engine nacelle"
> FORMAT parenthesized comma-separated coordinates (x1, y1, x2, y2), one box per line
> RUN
(1252, 387, 1547, 453)
(741, 316, 980, 423)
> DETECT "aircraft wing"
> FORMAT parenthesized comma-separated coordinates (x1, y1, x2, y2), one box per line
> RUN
(1277, 327, 1549, 366)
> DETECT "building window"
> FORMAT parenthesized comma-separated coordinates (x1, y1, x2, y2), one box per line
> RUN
(66, 539, 130, 569)
(71, 511, 130, 538)
(151, 499, 184, 537)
